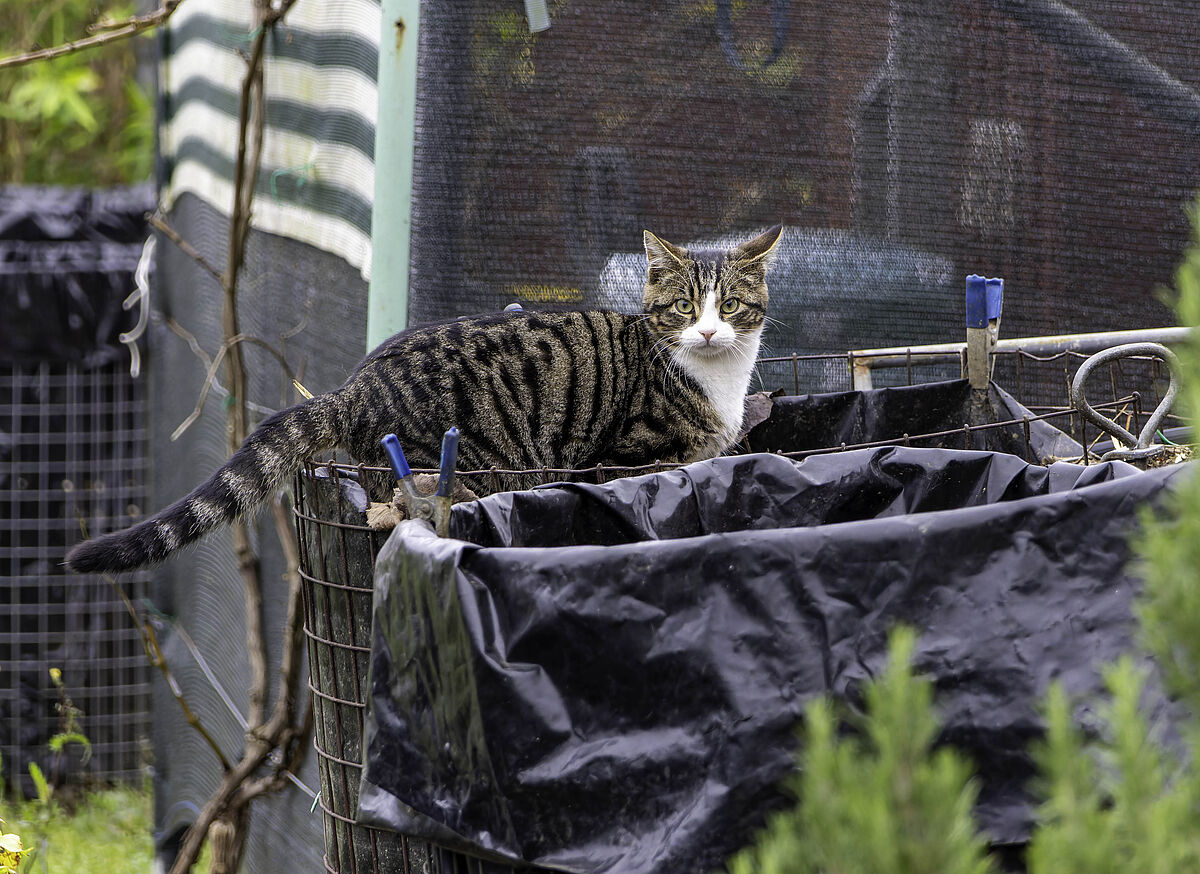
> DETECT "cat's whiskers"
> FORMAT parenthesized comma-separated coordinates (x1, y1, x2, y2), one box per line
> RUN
(648, 336, 679, 385)
(658, 348, 687, 397)
(746, 339, 772, 392)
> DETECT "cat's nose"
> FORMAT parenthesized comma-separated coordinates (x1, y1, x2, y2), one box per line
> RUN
(700, 330, 715, 343)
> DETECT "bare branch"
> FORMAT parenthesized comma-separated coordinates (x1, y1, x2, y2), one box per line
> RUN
(260, 498, 307, 740)
(170, 343, 229, 441)
(168, 733, 276, 874)
(165, 496, 313, 874)
(149, 211, 224, 285)
(169, 333, 302, 441)
(0, 1, 184, 70)
(151, 1, 314, 869)
(224, 0, 273, 737)
(105, 577, 232, 770)
(236, 334, 301, 386)
(165, 316, 214, 370)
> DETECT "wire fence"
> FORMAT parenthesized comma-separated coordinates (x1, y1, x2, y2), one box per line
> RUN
(0, 360, 152, 791)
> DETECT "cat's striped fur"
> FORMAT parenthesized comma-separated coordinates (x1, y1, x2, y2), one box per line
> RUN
(65, 225, 781, 573)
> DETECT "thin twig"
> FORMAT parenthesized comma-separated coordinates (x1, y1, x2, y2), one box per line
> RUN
(236, 335, 301, 386)
(105, 577, 231, 770)
(171, 344, 229, 441)
(169, 333, 301, 441)
(165, 316, 214, 370)
(258, 499, 307, 741)
(0, 0, 183, 69)
(223, 0, 273, 742)
(148, 211, 224, 285)
(169, 734, 276, 874)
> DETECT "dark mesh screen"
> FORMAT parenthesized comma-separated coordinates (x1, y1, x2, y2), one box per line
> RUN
(407, 0, 1195, 353)
(149, 193, 368, 872)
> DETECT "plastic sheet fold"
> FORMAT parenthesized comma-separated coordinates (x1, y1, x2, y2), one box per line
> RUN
(360, 448, 1186, 873)
(745, 378, 1082, 462)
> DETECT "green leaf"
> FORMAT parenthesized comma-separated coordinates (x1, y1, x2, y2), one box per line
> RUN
(27, 763, 50, 807)
(48, 732, 92, 765)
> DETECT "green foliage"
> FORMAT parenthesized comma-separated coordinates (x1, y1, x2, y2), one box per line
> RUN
(0, 785, 157, 874)
(25, 766, 50, 812)
(46, 667, 92, 768)
(727, 628, 994, 874)
(1135, 202, 1200, 713)
(0, 824, 35, 874)
(0, 1, 152, 184)
(0, 756, 33, 874)
(46, 734, 92, 763)
(1026, 660, 1200, 873)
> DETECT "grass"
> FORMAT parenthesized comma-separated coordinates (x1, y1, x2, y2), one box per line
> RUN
(0, 783, 156, 873)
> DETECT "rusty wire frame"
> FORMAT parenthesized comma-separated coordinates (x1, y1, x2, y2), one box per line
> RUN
(294, 460, 538, 874)
(755, 337, 1184, 465)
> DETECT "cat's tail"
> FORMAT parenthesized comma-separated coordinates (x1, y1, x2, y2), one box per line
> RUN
(65, 392, 346, 574)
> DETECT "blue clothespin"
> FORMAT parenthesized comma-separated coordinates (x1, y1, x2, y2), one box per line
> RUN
(965, 275, 1004, 389)
(965, 275, 1003, 328)
(380, 427, 460, 537)
(436, 427, 459, 500)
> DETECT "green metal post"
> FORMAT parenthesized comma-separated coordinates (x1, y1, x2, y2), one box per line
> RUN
(366, 0, 420, 351)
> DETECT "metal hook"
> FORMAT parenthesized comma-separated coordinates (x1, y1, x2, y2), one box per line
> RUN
(1069, 342, 1180, 462)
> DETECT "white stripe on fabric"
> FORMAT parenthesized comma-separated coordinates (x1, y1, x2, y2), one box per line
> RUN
(162, 101, 376, 205)
(160, 5, 379, 279)
(166, 159, 374, 279)
(171, 0, 382, 46)
(165, 41, 378, 126)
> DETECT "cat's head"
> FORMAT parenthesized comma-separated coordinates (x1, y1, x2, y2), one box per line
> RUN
(641, 225, 782, 357)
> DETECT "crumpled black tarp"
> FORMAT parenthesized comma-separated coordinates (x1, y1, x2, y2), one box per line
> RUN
(358, 448, 1187, 873)
(745, 378, 1082, 463)
(0, 185, 152, 366)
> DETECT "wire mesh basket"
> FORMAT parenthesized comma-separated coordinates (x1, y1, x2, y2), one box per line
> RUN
(754, 338, 1183, 463)
(295, 461, 559, 874)
(293, 329, 1186, 873)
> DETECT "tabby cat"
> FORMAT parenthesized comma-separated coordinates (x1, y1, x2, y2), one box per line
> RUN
(65, 225, 782, 573)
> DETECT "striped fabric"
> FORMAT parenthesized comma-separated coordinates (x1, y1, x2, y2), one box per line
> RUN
(160, 0, 380, 278)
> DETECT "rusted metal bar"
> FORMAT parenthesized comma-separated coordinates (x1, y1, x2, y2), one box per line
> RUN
(846, 326, 1189, 376)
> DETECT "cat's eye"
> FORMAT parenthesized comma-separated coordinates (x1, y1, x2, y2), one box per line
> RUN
(720, 298, 741, 314)
(674, 299, 695, 315)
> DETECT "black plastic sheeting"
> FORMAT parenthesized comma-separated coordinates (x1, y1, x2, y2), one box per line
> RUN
(745, 378, 1081, 462)
(359, 449, 1186, 873)
(0, 185, 152, 366)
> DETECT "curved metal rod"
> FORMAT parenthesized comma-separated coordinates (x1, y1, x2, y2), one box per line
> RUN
(1069, 342, 1180, 461)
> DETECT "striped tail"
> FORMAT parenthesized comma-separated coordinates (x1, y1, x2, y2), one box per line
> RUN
(65, 393, 345, 574)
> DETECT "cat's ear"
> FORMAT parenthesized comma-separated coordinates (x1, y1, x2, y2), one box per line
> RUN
(643, 230, 689, 274)
(733, 225, 784, 268)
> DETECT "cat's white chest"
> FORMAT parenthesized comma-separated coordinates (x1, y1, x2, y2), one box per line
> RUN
(675, 328, 762, 458)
